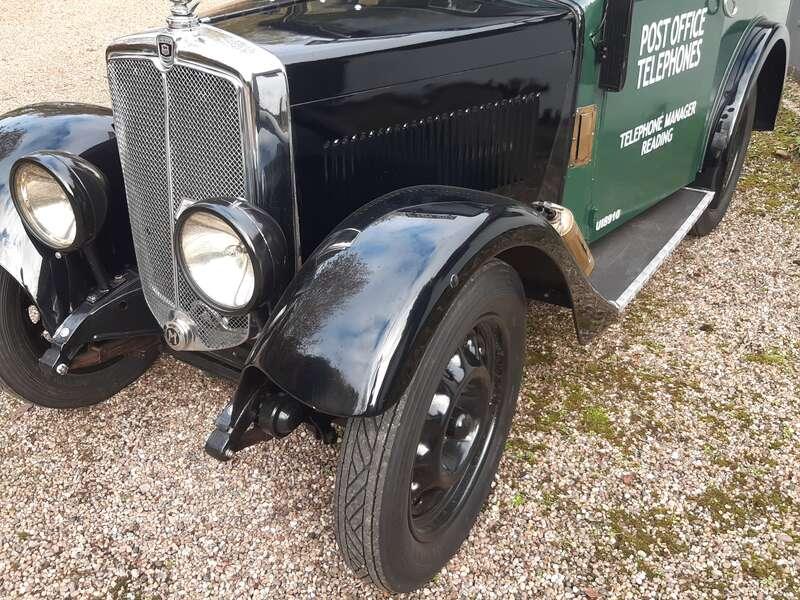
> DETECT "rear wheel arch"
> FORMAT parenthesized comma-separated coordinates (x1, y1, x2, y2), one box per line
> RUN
(697, 23, 789, 188)
(754, 39, 787, 131)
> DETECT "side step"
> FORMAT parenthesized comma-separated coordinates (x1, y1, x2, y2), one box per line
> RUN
(588, 187, 715, 310)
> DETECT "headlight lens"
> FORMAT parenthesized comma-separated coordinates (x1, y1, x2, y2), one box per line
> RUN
(13, 162, 77, 249)
(178, 210, 255, 311)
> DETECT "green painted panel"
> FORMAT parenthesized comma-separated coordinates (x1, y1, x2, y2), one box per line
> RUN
(590, 0, 724, 241)
(564, 0, 791, 245)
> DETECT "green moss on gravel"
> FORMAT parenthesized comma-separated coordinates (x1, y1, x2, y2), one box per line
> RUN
(516, 351, 703, 449)
(582, 406, 614, 438)
(541, 490, 559, 508)
(739, 104, 800, 223)
(742, 555, 784, 580)
(695, 483, 795, 532)
(110, 576, 132, 600)
(511, 492, 527, 508)
(505, 437, 548, 463)
(741, 553, 799, 592)
(516, 389, 566, 435)
(623, 288, 690, 338)
(733, 407, 754, 428)
(695, 486, 747, 529)
(526, 346, 556, 367)
(681, 569, 734, 596)
(743, 349, 791, 367)
(538, 486, 579, 514)
(606, 507, 688, 559)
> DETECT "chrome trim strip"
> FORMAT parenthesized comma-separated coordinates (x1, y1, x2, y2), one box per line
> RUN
(162, 68, 179, 306)
(284, 82, 302, 271)
(612, 188, 715, 311)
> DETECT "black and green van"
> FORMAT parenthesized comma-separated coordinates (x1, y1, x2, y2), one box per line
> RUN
(0, 0, 792, 591)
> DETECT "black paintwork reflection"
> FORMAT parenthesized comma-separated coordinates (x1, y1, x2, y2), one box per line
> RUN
(291, 52, 572, 256)
(210, 0, 570, 49)
(250, 186, 618, 418)
(213, 0, 573, 104)
(213, 0, 576, 260)
(253, 72, 300, 268)
(0, 104, 133, 331)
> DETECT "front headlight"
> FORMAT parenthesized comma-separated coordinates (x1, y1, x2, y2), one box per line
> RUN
(175, 199, 289, 316)
(178, 210, 256, 312)
(10, 152, 109, 253)
(12, 162, 77, 250)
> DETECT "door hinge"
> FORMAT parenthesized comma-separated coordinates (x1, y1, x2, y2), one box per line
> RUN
(570, 105, 597, 168)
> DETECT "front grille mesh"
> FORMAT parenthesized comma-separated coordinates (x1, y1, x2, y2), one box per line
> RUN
(108, 58, 250, 349)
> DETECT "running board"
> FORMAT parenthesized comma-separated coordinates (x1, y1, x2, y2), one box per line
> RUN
(588, 187, 715, 310)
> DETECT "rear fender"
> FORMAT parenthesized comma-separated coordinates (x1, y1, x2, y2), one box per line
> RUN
(0, 103, 131, 332)
(698, 20, 789, 187)
(244, 185, 618, 418)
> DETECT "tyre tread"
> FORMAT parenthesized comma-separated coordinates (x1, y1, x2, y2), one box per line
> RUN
(336, 402, 401, 591)
(333, 259, 526, 593)
(335, 400, 402, 591)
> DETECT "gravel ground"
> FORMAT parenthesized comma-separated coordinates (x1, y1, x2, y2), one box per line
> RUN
(1, 3, 799, 598)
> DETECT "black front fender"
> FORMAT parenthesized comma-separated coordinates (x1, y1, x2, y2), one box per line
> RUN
(245, 186, 617, 418)
(0, 103, 131, 332)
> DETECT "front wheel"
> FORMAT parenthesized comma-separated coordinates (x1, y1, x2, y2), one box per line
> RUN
(334, 259, 526, 593)
(0, 269, 159, 408)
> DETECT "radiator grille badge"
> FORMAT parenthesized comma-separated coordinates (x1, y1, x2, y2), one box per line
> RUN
(156, 34, 175, 69)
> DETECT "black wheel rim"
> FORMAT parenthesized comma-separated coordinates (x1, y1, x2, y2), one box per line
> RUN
(724, 144, 743, 189)
(722, 121, 747, 191)
(409, 316, 507, 540)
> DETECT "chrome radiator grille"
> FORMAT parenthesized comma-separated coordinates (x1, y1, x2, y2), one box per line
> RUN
(107, 57, 251, 350)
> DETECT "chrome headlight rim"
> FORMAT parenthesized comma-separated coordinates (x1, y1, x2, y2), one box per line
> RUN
(175, 198, 286, 316)
(10, 151, 108, 253)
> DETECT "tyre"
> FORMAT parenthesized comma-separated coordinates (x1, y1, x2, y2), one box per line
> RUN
(334, 259, 527, 593)
(692, 91, 757, 236)
(0, 269, 159, 408)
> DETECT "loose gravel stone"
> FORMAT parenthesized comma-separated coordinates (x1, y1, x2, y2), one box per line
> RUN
(1, 3, 798, 599)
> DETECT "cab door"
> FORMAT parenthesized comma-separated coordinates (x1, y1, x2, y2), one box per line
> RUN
(589, 0, 725, 240)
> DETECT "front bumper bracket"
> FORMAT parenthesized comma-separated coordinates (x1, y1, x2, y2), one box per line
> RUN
(40, 272, 162, 373)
